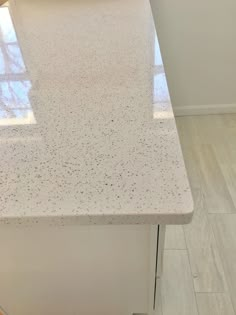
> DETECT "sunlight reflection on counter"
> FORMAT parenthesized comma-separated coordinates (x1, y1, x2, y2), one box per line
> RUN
(0, 6, 36, 126)
(153, 34, 172, 120)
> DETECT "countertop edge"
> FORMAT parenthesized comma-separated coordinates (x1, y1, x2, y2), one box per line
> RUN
(0, 207, 194, 227)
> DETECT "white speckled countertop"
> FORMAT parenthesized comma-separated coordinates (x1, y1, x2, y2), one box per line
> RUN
(0, 0, 193, 226)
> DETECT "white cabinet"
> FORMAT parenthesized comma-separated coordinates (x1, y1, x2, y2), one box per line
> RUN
(0, 225, 162, 315)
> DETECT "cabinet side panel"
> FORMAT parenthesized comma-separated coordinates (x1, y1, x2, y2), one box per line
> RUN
(0, 225, 150, 315)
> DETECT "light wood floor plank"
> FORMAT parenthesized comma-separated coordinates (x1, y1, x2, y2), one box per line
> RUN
(195, 144, 235, 214)
(184, 189, 227, 293)
(218, 114, 236, 142)
(213, 142, 236, 166)
(177, 118, 235, 214)
(176, 116, 202, 147)
(174, 134, 229, 292)
(180, 146, 204, 193)
(161, 250, 198, 315)
(164, 226, 186, 250)
(176, 115, 227, 146)
(194, 115, 227, 145)
(218, 164, 236, 210)
(210, 214, 236, 312)
(173, 114, 236, 314)
(196, 293, 235, 315)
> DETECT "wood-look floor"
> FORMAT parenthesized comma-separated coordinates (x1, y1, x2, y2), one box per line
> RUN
(160, 114, 236, 315)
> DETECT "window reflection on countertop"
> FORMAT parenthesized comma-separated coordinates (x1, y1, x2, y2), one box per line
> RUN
(153, 34, 172, 120)
(0, 6, 36, 126)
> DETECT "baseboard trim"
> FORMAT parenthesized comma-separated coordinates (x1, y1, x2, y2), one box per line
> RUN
(174, 104, 236, 117)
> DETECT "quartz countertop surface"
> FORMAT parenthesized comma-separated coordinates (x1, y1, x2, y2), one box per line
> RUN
(0, 0, 193, 226)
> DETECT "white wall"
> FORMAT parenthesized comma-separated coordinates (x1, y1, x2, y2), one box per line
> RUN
(150, 0, 236, 113)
